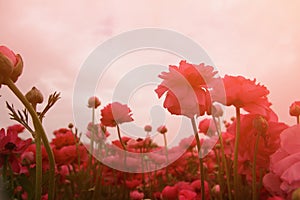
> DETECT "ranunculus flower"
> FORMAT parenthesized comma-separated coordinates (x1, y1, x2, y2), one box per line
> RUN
(0, 45, 23, 86)
(178, 189, 197, 200)
(162, 185, 178, 200)
(263, 125, 300, 199)
(129, 190, 144, 200)
(222, 75, 276, 118)
(100, 102, 133, 127)
(289, 101, 300, 117)
(155, 60, 217, 118)
(51, 129, 79, 149)
(198, 118, 216, 135)
(0, 125, 32, 173)
(227, 114, 288, 180)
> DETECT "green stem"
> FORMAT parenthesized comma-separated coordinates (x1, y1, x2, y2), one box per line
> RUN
(213, 116, 232, 200)
(116, 124, 126, 150)
(252, 131, 261, 200)
(233, 107, 241, 200)
(162, 133, 170, 182)
(191, 117, 205, 200)
(89, 107, 95, 168)
(5, 79, 55, 200)
(34, 134, 42, 200)
(2, 156, 7, 182)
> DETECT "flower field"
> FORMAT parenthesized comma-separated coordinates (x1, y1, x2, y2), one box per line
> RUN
(1, 45, 300, 200)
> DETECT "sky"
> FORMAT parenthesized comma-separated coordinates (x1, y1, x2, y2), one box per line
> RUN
(1, 1, 300, 144)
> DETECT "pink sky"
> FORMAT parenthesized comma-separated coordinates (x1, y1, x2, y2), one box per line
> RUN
(1, 1, 300, 142)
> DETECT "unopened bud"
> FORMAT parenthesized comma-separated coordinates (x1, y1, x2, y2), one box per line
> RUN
(88, 96, 101, 109)
(253, 115, 268, 133)
(292, 187, 300, 200)
(212, 104, 223, 117)
(157, 125, 167, 134)
(25, 87, 43, 109)
(290, 101, 300, 117)
(68, 123, 74, 129)
(144, 125, 152, 132)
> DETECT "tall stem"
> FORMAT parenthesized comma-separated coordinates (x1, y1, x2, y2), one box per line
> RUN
(163, 133, 170, 182)
(191, 117, 205, 200)
(297, 115, 299, 125)
(116, 124, 126, 150)
(5, 79, 55, 200)
(252, 131, 261, 200)
(213, 116, 232, 200)
(89, 107, 95, 167)
(233, 107, 241, 200)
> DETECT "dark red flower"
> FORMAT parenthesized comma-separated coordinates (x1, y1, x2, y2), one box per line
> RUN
(100, 102, 133, 127)
(155, 60, 217, 118)
(0, 125, 32, 173)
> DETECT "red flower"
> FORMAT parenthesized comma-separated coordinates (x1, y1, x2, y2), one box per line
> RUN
(198, 118, 216, 135)
(130, 190, 144, 200)
(289, 101, 300, 116)
(53, 145, 87, 165)
(51, 129, 78, 149)
(0, 125, 32, 173)
(222, 75, 275, 117)
(178, 189, 197, 200)
(100, 102, 133, 127)
(155, 60, 217, 118)
(227, 114, 288, 180)
(0, 45, 23, 86)
(162, 185, 178, 200)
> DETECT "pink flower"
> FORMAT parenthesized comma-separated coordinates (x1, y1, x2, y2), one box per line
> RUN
(0, 45, 23, 86)
(263, 125, 300, 198)
(100, 102, 133, 127)
(130, 190, 144, 200)
(155, 60, 217, 118)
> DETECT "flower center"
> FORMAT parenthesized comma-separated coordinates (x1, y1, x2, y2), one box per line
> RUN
(5, 142, 16, 150)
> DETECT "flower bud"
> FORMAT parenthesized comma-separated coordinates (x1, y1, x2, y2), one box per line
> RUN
(88, 96, 101, 108)
(144, 125, 152, 132)
(212, 104, 223, 117)
(253, 115, 268, 133)
(157, 125, 167, 134)
(68, 123, 74, 129)
(292, 187, 300, 200)
(25, 87, 44, 108)
(290, 101, 300, 117)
